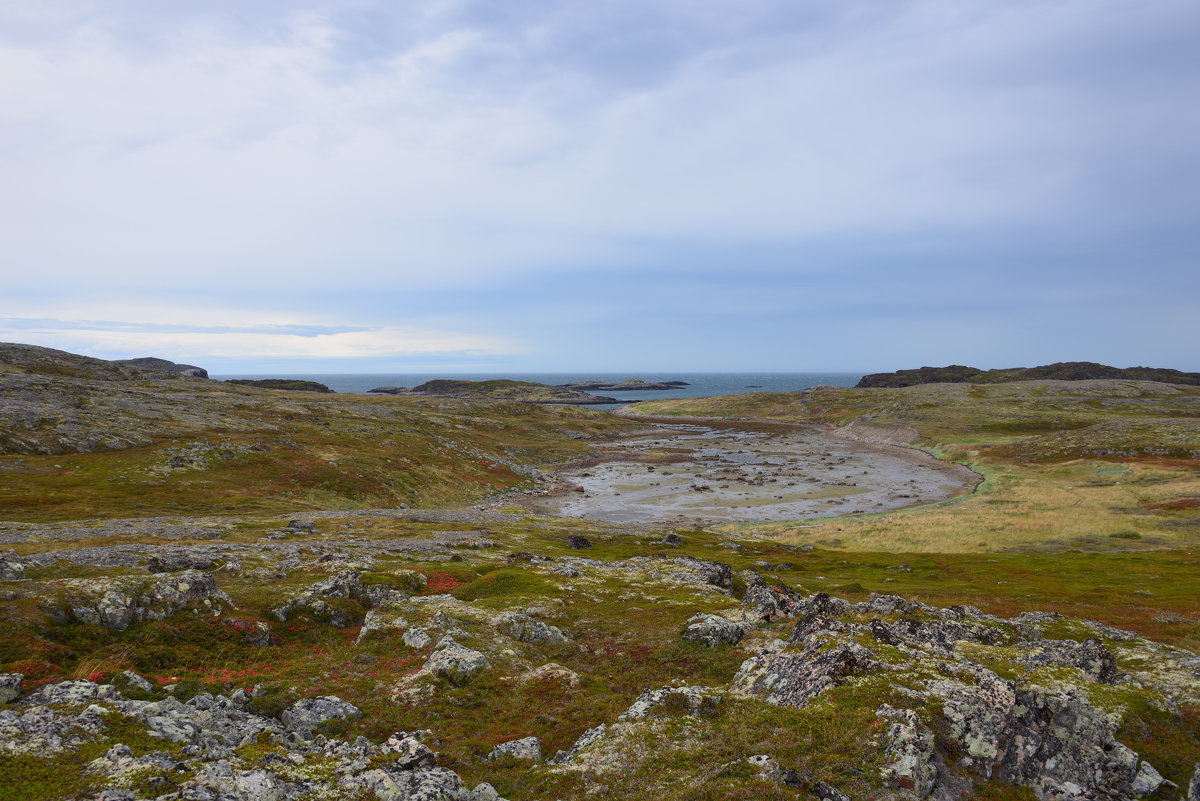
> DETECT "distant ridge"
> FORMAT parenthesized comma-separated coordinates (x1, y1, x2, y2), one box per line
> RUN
(856, 361, 1200, 388)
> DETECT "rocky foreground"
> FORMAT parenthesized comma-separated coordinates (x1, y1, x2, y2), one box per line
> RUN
(2, 525, 1199, 800)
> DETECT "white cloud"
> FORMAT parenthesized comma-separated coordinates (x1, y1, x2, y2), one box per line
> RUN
(1, 0, 1196, 297)
(0, 318, 514, 364)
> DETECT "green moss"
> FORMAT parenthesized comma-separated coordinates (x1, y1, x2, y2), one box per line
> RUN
(450, 568, 559, 602)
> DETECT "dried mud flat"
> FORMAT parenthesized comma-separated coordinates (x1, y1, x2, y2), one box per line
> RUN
(518, 421, 980, 525)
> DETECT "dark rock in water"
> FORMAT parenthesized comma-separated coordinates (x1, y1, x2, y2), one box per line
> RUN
(565, 535, 592, 550)
(115, 356, 209, 378)
(559, 378, 690, 391)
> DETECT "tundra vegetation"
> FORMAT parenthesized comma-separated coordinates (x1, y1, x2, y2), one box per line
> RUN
(1, 343, 1198, 801)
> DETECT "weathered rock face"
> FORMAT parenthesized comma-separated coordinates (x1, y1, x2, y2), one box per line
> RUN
(681, 613, 745, 647)
(51, 570, 233, 631)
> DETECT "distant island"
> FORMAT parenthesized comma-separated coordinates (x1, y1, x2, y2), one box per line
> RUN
(225, 379, 333, 393)
(857, 361, 1200, 388)
(368, 379, 625, 404)
(559, 379, 688, 391)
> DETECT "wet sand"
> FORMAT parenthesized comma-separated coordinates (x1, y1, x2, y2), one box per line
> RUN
(519, 421, 979, 525)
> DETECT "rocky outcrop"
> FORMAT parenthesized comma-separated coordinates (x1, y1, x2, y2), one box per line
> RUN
(876, 704, 937, 798)
(0, 673, 23, 704)
(50, 570, 233, 631)
(487, 736, 542, 762)
(271, 571, 410, 626)
(281, 696, 362, 736)
(681, 613, 746, 647)
(423, 636, 490, 685)
(0, 678, 508, 800)
(0, 550, 25, 581)
(731, 592, 1187, 801)
(114, 356, 209, 378)
(495, 611, 569, 644)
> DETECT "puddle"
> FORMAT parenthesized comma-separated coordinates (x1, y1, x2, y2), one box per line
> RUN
(522, 423, 977, 524)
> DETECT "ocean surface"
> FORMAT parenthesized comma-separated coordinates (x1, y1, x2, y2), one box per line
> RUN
(209, 372, 864, 407)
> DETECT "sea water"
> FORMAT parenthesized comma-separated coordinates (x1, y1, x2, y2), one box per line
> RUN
(209, 372, 864, 406)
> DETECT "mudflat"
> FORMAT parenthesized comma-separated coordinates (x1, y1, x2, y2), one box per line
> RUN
(519, 421, 979, 524)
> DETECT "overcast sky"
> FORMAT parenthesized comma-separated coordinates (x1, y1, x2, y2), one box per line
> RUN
(2, 0, 1198, 373)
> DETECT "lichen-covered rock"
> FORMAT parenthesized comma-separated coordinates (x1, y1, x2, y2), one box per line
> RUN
(1133, 760, 1165, 796)
(487, 736, 542, 762)
(876, 704, 936, 798)
(496, 611, 568, 644)
(565, 535, 592, 549)
(0, 551, 25, 581)
(547, 724, 606, 764)
(358, 609, 411, 643)
(24, 680, 120, 706)
(1021, 637, 1122, 684)
(404, 626, 433, 649)
(740, 570, 802, 620)
(0, 673, 22, 704)
(271, 570, 412, 626)
(618, 685, 720, 720)
(281, 695, 362, 735)
(1187, 763, 1200, 800)
(681, 613, 745, 647)
(671, 557, 733, 592)
(380, 731, 438, 770)
(733, 639, 879, 708)
(340, 765, 465, 800)
(423, 637, 490, 684)
(53, 569, 233, 631)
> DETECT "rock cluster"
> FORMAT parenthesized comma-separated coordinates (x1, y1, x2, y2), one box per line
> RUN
(0, 676, 507, 801)
(730, 592, 1197, 800)
(49, 570, 234, 631)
